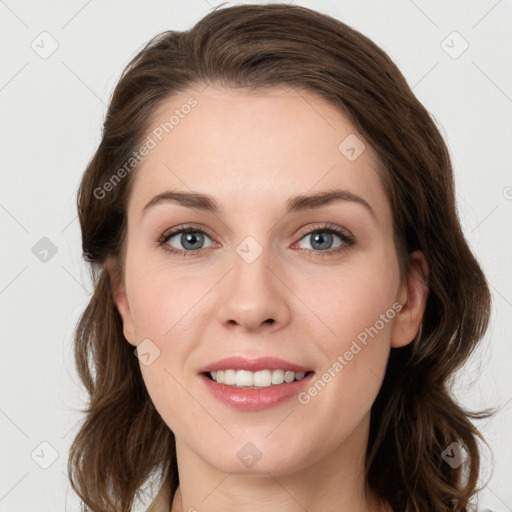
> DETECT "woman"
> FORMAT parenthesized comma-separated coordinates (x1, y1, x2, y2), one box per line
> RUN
(68, 3, 492, 511)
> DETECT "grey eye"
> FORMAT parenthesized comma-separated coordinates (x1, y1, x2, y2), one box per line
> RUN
(167, 230, 214, 251)
(297, 230, 344, 251)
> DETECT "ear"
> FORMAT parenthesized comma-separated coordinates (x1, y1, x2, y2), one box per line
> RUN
(390, 250, 430, 348)
(104, 257, 137, 346)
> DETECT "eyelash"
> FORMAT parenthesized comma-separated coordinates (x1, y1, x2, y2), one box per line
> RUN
(157, 223, 355, 259)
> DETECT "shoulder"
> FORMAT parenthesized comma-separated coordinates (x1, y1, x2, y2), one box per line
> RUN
(145, 485, 171, 512)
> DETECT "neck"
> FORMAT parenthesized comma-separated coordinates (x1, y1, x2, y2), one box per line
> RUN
(167, 413, 390, 512)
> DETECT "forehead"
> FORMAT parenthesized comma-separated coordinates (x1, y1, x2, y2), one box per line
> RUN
(127, 84, 392, 228)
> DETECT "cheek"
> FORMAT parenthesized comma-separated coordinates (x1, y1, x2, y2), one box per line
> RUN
(123, 255, 209, 419)
(294, 252, 399, 420)
(300, 250, 400, 352)
(125, 250, 201, 340)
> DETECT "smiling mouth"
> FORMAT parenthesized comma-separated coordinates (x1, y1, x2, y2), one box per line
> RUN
(204, 369, 314, 388)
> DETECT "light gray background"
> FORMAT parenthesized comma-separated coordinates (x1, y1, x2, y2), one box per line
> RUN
(0, 1, 511, 511)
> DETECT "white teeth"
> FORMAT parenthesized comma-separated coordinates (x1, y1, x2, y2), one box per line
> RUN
(253, 370, 272, 387)
(224, 369, 236, 385)
(271, 369, 284, 384)
(209, 369, 308, 387)
(235, 370, 253, 387)
(284, 371, 295, 383)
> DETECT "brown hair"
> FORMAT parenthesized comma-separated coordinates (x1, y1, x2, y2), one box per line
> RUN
(68, 3, 492, 511)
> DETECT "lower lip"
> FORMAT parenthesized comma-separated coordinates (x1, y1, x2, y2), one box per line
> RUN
(199, 372, 314, 411)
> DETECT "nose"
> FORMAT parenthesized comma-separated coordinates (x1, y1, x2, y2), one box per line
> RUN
(216, 245, 291, 333)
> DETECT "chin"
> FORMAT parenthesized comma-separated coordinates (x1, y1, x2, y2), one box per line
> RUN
(193, 434, 316, 477)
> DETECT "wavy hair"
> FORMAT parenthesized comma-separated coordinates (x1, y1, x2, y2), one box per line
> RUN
(68, 3, 492, 511)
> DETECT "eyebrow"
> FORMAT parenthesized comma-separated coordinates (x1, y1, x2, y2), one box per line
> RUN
(141, 188, 376, 220)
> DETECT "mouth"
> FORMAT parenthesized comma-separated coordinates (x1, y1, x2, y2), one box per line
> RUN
(198, 356, 315, 410)
(204, 369, 314, 388)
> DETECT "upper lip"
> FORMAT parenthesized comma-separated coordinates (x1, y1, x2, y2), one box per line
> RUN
(197, 356, 312, 374)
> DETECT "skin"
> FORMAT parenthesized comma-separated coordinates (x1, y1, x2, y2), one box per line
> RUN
(106, 84, 429, 512)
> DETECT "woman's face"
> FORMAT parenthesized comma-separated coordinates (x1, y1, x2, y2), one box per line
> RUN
(110, 84, 427, 478)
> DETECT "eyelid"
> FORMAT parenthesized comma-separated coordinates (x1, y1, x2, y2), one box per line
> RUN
(295, 222, 353, 241)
